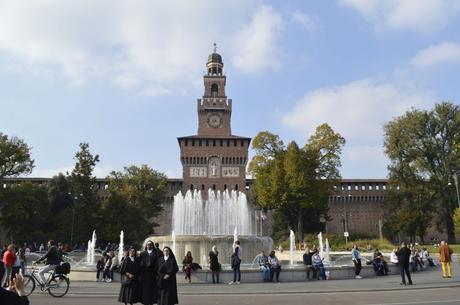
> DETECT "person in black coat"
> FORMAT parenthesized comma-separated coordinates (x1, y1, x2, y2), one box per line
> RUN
(396, 242, 413, 285)
(119, 248, 140, 305)
(157, 247, 179, 305)
(209, 246, 220, 284)
(139, 241, 159, 305)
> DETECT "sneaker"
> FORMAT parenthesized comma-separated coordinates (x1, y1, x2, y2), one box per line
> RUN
(106, 278, 112, 283)
(228, 281, 234, 285)
(355, 275, 362, 279)
(236, 281, 240, 284)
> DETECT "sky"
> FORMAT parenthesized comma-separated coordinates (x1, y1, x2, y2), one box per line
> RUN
(0, 0, 459, 179)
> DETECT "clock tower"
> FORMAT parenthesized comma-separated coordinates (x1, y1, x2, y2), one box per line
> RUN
(178, 45, 250, 194)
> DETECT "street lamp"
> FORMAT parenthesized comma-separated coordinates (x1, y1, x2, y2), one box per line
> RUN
(448, 173, 460, 208)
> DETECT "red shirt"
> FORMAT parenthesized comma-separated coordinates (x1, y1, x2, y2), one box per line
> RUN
(2, 250, 16, 267)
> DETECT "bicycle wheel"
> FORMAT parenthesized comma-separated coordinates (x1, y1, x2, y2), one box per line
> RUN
(47, 275, 69, 297)
(22, 275, 36, 296)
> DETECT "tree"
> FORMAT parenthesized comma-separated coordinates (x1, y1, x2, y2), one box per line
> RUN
(68, 143, 101, 245)
(384, 102, 460, 243)
(0, 132, 34, 179)
(0, 182, 51, 243)
(99, 165, 167, 245)
(249, 124, 345, 241)
(48, 173, 72, 215)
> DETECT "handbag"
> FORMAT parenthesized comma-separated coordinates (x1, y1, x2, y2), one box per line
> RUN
(121, 274, 132, 286)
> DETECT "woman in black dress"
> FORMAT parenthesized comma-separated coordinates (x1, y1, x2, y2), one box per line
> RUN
(118, 248, 139, 305)
(158, 247, 179, 305)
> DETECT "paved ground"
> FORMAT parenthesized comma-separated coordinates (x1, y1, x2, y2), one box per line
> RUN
(29, 263, 460, 305)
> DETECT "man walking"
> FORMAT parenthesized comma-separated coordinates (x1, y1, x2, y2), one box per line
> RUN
(396, 242, 412, 285)
(438, 240, 453, 278)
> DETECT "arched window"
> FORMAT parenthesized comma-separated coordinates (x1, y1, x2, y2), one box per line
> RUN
(224, 184, 227, 190)
(190, 184, 194, 190)
(211, 83, 218, 96)
(212, 184, 216, 191)
(201, 184, 205, 190)
(234, 184, 239, 191)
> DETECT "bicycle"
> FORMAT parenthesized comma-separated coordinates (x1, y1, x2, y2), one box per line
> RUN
(22, 263, 70, 297)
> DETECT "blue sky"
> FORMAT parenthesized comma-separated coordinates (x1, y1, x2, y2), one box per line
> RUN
(1, 0, 459, 179)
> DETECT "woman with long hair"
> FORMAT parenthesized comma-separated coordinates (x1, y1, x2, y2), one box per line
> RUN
(118, 248, 139, 305)
(158, 247, 179, 305)
(182, 251, 193, 283)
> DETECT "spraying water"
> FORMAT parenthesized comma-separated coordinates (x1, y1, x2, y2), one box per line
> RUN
(87, 230, 97, 265)
(172, 189, 254, 235)
(171, 231, 176, 255)
(325, 238, 331, 264)
(289, 230, 295, 265)
(317, 232, 324, 260)
(118, 230, 124, 263)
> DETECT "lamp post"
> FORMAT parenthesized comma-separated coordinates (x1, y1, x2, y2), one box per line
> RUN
(449, 173, 460, 208)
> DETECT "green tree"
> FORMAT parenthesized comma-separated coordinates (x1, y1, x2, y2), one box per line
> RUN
(0, 182, 51, 243)
(48, 173, 72, 215)
(99, 165, 167, 245)
(68, 143, 100, 245)
(384, 102, 460, 243)
(249, 124, 345, 242)
(0, 132, 34, 179)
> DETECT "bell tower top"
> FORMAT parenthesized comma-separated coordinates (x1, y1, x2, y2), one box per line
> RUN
(206, 43, 223, 76)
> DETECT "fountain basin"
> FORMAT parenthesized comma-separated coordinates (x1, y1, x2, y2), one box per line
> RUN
(146, 235, 273, 266)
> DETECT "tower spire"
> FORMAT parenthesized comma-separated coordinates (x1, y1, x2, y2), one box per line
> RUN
(213, 42, 217, 53)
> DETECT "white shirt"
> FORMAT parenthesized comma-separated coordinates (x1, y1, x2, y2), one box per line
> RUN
(390, 252, 398, 264)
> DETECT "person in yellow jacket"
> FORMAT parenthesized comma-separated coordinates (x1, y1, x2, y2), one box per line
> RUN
(438, 241, 454, 278)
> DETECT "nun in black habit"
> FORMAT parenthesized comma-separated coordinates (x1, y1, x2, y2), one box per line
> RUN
(118, 248, 140, 305)
(139, 241, 159, 305)
(157, 247, 179, 305)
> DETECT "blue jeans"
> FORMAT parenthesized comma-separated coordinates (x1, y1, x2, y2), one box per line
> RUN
(233, 263, 241, 282)
(260, 266, 270, 281)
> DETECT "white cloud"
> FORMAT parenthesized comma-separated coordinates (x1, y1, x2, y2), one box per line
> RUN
(282, 79, 433, 143)
(0, 1, 282, 95)
(339, 0, 460, 32)
(232, 5, 283, 73)
(292, 10, 319, 32)
(410, 42, 460, 69)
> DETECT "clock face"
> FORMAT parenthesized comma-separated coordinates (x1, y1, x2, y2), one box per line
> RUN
(207, 113, 222, 128)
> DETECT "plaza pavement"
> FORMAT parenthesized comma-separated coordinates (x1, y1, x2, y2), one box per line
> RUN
(30, 262, 460, 299)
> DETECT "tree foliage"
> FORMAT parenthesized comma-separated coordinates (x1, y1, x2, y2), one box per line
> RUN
(98, 165, 167, 245)
(0, 183, 51, 243)
(249, 124, 345, 241)
(68, 143, 101, 245)
(383, 102, 460, 243)
(0, 132, 34, 179)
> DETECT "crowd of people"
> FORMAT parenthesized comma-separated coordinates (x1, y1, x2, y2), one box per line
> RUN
(116, 240, 179, 305)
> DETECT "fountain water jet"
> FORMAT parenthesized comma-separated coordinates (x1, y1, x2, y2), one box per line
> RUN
(118, 230, 124, 263)
(289, 230, 295, 265)
(149, 189, 273, 265)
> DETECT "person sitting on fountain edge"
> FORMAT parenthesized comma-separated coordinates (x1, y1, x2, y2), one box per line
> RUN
(254, 251, 270, 282)
(268, 250, 281, 283)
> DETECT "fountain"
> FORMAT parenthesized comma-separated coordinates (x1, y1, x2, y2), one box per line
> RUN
(86, 230, 97, 265)
(325, 238, 331, 264)
(118, 230, 124, 263)
(289, 230, 295, 265)
(171, 231, 176, 255)
(318, 232, 324, 260)
(148, 189, 273, 265)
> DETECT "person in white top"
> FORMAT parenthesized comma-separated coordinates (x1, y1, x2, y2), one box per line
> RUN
(390, 249, 398, 264)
